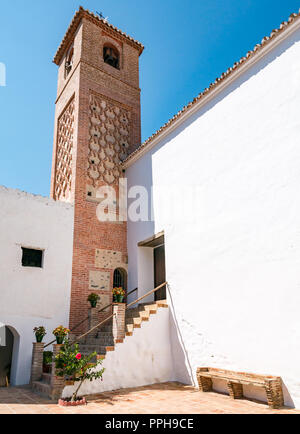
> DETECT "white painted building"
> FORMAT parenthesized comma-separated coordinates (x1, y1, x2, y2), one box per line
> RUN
(1, 7, 300, 410)
(0, 187, 74, 385)
(124, 20, 300, 408)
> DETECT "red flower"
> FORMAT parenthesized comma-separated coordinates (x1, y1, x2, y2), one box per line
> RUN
(75, 353, 82, 360)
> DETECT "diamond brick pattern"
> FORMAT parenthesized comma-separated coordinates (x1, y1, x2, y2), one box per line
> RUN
(54, 98, 74, 201)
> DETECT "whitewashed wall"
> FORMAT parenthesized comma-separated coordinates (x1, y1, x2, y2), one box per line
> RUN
(63, 307, 174, 397)
(0, 187, 74, 385)
(127, 28, 300, 408)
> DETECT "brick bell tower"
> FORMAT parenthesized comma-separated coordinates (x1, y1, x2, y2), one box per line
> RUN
(50, 7, 144, 331)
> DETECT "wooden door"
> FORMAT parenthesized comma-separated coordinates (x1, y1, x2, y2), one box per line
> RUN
(154, 245, 166, 301)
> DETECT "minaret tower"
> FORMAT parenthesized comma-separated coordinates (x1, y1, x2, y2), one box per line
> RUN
(50, 7, 144, 330)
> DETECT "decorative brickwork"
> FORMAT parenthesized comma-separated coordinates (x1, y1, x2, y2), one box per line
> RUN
(30, 343, 44, 384)
(53, 97, 75, 202)
(50, 344, 65, 401)
(88, 307, 101, 332)
(50, 9, 142, 333)
(87, 93, 132, 192)
(227, 381, 243, 399)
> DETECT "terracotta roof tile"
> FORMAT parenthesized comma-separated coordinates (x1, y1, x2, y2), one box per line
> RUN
(123, 9, 300, 166)
(53, 6, 144, 65)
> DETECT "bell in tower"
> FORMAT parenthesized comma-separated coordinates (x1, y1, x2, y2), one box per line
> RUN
(103, 46, 119, 69)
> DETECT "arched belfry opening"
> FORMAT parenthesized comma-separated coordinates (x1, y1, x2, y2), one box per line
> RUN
(65, 46, 74, 77)
(113, 268, 128, 293)
(103, 45, 120, 69)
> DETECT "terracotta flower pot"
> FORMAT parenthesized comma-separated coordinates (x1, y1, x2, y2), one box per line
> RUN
(65, 380, 75, 386)
(58, 397, 87, 407)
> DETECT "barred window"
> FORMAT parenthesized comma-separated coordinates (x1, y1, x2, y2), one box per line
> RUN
(113, 268, 127, 290)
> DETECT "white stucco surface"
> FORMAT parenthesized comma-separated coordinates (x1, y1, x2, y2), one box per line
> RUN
(127, 28, 300, 407)
(63, 307, 174, 397)
(0, 186, 74, 385)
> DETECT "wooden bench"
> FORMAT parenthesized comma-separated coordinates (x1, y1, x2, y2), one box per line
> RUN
(197, 367, 284, 409)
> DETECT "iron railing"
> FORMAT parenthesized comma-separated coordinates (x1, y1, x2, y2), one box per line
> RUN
(71, 282, 167, 345)
(44, 288, 138, 349)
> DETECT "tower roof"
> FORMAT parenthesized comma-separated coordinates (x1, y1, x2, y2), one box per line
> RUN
(53, 6, 144, 65)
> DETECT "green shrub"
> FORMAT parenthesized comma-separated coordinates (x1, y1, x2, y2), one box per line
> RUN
(43, 351, 53, 366)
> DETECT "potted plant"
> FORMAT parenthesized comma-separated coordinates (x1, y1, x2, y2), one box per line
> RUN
(55, 339, 105, 406)
(53, 326, 70, 345)
(43, 351, 53, 373)
(33, 326, 46, 343)
(113, 287, 126, 303)
(87, 293, 100, 308)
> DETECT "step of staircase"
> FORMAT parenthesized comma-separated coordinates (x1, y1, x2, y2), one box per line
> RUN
(79, 300, 168, 353)
(83, 337, 114, 346)
(31, 300, 168, 400)
(41, 373, 51, 385)
(79, 344, 108, 353)
(32, 380, 51, 398)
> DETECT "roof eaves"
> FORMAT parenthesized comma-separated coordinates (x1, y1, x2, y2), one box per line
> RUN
(53, 6, 144, 65)
(122, 10, 300, 167)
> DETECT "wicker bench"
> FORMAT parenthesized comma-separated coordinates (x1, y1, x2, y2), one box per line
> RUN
(197, 367, 284, 409)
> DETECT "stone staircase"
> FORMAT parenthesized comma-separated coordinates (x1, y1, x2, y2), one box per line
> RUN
(32, 372, 52, 398)
(32, 300, 168, 398)
(79, 299, 168, 359)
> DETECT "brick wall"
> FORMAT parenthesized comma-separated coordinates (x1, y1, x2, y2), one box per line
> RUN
(50, 11, 142, 332)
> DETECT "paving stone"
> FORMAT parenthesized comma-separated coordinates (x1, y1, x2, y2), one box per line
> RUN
(0, 383, 299, 414)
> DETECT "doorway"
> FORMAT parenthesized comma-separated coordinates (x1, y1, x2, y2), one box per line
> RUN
(154, 244, 166, 301)
(138, 232, 166, 302)
(0, 327, 14, 387)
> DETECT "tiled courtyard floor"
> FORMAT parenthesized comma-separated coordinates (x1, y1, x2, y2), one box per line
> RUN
(0, 382, 298, 414)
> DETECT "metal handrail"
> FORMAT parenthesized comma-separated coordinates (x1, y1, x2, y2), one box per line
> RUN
(127, 288, 138, 297)
(43, 288, 138, 349)
(127, 283, 166, 309)
(71, 288, 137, 332)
(72, 282, 167, 345)
(71, 313, 116, 345)
(44, 283, 166, 348)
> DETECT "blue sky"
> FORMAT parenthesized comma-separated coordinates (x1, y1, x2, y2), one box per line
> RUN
(0, 0, 299, 196)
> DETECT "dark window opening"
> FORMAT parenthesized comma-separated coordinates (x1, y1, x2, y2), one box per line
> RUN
(21, 248, 43, 268)
(113, 268, 127, 292)
(65, 47, 74, 77)
(87, 192, 92, 197)
(103, 46, 119, 69)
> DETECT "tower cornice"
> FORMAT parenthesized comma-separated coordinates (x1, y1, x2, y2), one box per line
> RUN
(53, 6, 144, 66)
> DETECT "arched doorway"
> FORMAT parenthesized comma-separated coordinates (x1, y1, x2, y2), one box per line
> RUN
(0, 325, 20, 387)
(0, 327, 13, 387)
(113, 268, 128, 300)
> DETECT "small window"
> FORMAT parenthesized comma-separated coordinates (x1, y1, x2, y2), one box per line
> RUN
(103, 45, 119, 69)
(113, 268, 127, 291)
(21, 248, 43, 268)
(65, 47, 74, 78)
